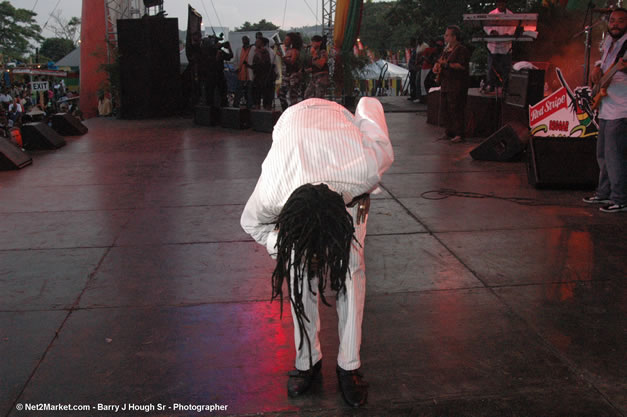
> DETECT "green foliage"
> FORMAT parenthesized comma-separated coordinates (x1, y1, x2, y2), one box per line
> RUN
(334, 49, 369, 96)
(40, 37, 75, 62)
(235, 19, 280, 32)
(234, 19, 287, 43)
(358, 0, 538, 73)
(48, 11, 81, 45)
(0, 1, 43, 61)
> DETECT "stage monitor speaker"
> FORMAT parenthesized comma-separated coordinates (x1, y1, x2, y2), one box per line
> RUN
(470, 122, 529, 161)
(118, 18, 181, 119)
(22, 123, 66, 150)
(194, 105, 220, 126)
(51, 113, 88, 135)
(527, 136, 598, 189)
(0, 138, 32, 170)
(221, 107, 250, 129)
(506, 69, 545, 108)
(251, 110, 281, 133)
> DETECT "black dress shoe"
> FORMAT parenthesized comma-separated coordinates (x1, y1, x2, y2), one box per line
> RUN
(287, 360, 322, 397)
(336, 365, 368, 407)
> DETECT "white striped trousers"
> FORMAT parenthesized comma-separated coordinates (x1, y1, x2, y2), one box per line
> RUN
(291, 205, 367, 371)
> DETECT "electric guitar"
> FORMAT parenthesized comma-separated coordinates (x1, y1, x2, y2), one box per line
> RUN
(591, 58, 626, 111)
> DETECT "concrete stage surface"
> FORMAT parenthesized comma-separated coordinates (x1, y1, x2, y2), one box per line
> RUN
(1, 108, 625, 417)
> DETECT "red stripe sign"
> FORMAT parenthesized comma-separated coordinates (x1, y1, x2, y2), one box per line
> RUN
(529, 87, 568, 126)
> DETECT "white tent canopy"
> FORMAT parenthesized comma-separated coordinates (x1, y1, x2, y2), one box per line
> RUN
(357, 59, 409, 80)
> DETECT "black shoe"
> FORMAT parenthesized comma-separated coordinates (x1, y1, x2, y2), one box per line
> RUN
(336, 365, 368, 407)
(287, 360, 322, 397)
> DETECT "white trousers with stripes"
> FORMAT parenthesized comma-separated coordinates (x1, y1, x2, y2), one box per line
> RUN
(291, 206, 367, 371)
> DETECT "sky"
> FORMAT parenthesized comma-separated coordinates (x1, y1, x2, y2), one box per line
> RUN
(12, 0, 345, 35)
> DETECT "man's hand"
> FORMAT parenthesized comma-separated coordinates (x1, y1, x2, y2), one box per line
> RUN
(347, 194, 371, 225)
(591, 66, 603, 85)
(356, 195, 370, 225)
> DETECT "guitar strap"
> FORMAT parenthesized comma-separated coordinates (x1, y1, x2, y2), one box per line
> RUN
(614, 40, 627, 65)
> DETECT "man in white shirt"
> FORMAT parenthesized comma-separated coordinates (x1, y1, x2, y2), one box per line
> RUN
(240, 97, 394, 407)
(583, 8, 627, 213)
(483, 0, 515, 93)
(0, 90, 13, 108)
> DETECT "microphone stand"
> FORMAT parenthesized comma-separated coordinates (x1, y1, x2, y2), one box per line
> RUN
(573, 2, 606, 85)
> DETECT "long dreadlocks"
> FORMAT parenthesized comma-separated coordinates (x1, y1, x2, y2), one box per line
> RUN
(271, 183, 356, 367)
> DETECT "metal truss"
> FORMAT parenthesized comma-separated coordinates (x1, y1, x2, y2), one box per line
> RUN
(321, 0, 336, 45)
(104, 0, 145, 62)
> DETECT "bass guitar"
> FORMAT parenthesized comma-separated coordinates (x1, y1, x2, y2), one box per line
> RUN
(591, 58, 626, 111)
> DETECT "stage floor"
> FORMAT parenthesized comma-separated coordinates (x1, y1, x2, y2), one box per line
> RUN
(1, 111, 625, 416)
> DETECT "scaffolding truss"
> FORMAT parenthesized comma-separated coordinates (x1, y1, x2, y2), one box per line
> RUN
(104, 0, 145, 63)
(321, 0, 336, 45)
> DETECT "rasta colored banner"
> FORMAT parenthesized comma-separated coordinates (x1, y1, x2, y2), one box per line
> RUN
(529, 68, 598, 138)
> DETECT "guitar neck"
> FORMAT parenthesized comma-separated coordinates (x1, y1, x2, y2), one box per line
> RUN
(593, 59, 625, 95)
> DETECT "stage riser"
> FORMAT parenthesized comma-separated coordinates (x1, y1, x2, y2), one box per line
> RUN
(427, 89, 501, 138)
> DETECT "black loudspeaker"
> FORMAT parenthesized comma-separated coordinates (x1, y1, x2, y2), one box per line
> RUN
(470, 122, 529, 161)
(0, 138, 32, 170)
(143, 0, 163, 7)
(51, 113, 88, 135)
(221, 107, 250, 129)
(527, 136, 598, 189)
(194, 105, 220, 126)
(506, 69, 545, 108)
(117, 18, 181, 119)
(250, 110, 281, 133)
(22, 123, 66, 150)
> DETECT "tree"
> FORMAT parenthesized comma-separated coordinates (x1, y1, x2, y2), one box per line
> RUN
(40, 37, 75, 62)
(0, 1, 43, 61)
(47, 10, 81, 46)
(235, 19, 280, 32)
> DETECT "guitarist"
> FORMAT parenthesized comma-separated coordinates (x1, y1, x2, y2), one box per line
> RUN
(584, 8, 627, 213)
(433, 25, 471, 143)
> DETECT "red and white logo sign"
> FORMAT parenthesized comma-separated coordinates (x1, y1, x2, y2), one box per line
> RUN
(529, 87, 568, 126)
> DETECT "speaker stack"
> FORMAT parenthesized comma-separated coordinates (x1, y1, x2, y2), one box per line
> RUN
(503, 69, 545, 129)
(117, 18, 181, 119)
(505, 69, 545, 109)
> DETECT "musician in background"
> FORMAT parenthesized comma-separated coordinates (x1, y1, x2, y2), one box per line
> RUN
(583, 7, 627, 213)
(434, 25, 471, 143)
(277, 32, 304, 110)
(416, 37, 430, 101)
(482, 0, 515, 94)
(304, 35, 329, 99)
(407, 38, 418, 101)
(233, 35, 253, 108)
